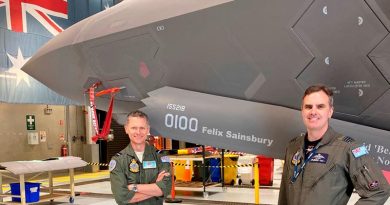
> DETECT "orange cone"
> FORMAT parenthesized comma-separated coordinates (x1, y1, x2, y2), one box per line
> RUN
(165, 162, 182, 203)
(183, 160, 191, 182)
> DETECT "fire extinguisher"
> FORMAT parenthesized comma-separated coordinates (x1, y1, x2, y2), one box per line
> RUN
(61, 144, 68, 156)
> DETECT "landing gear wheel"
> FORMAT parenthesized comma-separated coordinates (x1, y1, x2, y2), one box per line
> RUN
(69, 197, 75, 203)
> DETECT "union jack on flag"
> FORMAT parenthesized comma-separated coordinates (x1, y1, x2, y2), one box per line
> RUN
(0, 0, 68, 35)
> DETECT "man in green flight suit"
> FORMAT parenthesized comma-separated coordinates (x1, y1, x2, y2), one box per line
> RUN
(110, 110, 172, 205)
(278, 84, 390, 205)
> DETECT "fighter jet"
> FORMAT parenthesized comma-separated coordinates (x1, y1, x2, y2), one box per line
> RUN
(22, 0, 390, 168)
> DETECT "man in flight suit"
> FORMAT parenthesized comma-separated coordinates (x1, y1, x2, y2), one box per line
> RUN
(110, 111, 172, 205)
(278, 84, 390, 205)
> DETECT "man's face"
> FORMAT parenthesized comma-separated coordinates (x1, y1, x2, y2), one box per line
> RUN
(124, 116, 150, 146)
(301, 91, 334, 133)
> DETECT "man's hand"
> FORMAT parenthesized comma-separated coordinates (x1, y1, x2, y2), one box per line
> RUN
(156, 170, 170, 182)
(127, 184, 136, 192)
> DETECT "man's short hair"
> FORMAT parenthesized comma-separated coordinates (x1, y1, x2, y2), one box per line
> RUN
(126, 110, 149, 125)
(303, 84, 334, 107)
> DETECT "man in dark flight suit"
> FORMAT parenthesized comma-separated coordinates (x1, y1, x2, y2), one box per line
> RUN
(278, 85, 390, 205)
(110, 111, 172, 205)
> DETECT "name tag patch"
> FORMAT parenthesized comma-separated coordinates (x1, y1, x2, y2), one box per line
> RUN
(310, 153, 328, 164)
(161, 156, 171, 163)
(352, 146, 368, 158)
(143, 161, 157, 169)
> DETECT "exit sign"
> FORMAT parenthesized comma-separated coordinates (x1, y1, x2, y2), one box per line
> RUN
(26, 115, 36, 130)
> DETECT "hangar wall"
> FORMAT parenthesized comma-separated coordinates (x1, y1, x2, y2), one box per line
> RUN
(0, 103, 85, 162)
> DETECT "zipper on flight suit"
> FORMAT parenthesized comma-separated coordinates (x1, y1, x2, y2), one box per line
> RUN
(139, 162, 143, 184)
(360, 165, 378, 190)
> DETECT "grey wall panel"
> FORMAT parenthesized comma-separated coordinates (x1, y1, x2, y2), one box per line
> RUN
(0, 104, 85, 162)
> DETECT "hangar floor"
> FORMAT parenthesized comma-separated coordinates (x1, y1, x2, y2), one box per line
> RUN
(1, 161, 389, 205)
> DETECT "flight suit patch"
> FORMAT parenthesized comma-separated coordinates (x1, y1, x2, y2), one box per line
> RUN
(161, 156, 170, 163)
(309, 153, 328, 163)
(369, 180, 379, 190)
(352, 146, 368, 158)
(143, 161, 157, 169)
(109, 160, 116, 171)
(291, 151, 301, 165)
(129, 159, 139, 173)
(342, 136, 355, 143)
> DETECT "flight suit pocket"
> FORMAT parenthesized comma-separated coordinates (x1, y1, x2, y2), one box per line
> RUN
(307, 163, 336, 188)
(354, 164, 380, 195)
(144, 167, 158, 182)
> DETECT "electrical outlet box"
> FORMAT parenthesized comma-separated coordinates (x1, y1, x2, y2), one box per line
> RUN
(28, 132, 39, 145)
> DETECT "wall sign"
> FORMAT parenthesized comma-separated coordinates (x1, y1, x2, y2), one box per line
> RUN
(26, 115, 36, 130)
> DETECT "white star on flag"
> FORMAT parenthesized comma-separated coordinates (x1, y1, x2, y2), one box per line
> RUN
(104, 3, 110, 10)
(5, 48, 31, 86)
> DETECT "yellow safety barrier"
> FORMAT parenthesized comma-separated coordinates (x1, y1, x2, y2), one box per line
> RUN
(87, 162, 109, 167)
(172, 163, 254, 168)
(219, 151, 247, 155)
(86, 162, 255, 168)
(254, 158, 259, 204)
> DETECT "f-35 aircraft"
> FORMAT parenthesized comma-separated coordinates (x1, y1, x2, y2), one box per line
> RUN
(22, 0, 390, 170)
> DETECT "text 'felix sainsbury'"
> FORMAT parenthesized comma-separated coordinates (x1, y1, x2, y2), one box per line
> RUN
(202, 126, 274, 147)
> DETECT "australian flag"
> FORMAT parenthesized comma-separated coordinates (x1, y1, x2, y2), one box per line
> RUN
(0, 0, 118, 104)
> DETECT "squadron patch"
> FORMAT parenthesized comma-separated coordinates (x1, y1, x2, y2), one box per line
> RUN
(161, 156, 171, 163)
(291, 151, 301, 165)
(109, 160, 117, 172)
(309, 153, 328, 164)
(369, 180, 379, 190)
(352, 146, 368, 158)
(129, 159, 139, 173)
